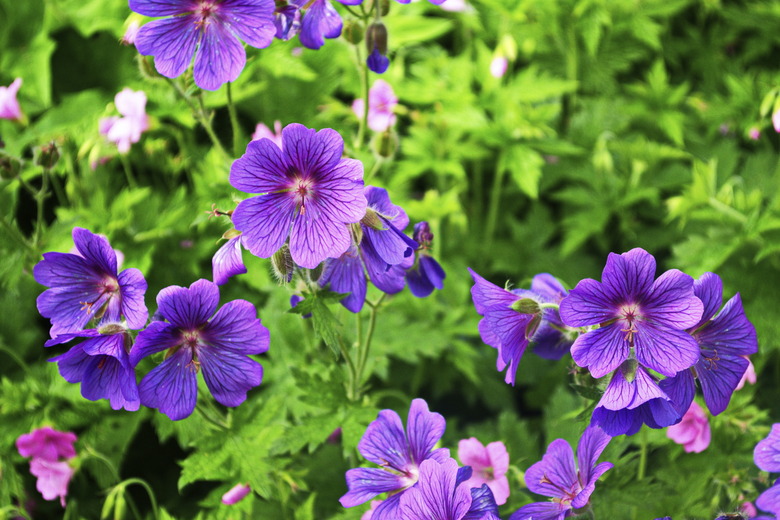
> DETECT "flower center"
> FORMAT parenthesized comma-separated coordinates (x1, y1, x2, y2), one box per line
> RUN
(618, 303, 641, 343)
(195, 0, 219, 27)
(292, 178, 314, 214)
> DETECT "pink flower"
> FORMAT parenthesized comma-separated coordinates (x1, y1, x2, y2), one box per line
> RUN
(121, 20, 140, 46)
(772, 108, 780, 133)
(16, 427, 77, 462)
(251, 120, 283, 147)
(457, 437, 510, 505)
(439, 0, 471, 12)
(749, 126, 761, 140)
(361, 500, 383, 520)
(736, 358, 757, 390)
(490, 56, 508, 78)
(29, 459, 74, 507)
(0, 78, 23, 121)
(221, 483, 251, 505)
(666, 401, 710, 453)
(99, 88, 149, 153)
(742, 501, 758, 517)
(352, 80, 398, 133)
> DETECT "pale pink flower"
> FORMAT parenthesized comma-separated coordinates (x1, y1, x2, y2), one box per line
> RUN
(772, 108, 780, 133)
(121, 20, 140, 46)
(736, 358, 757, 391)
(251, 120, 283, 147)
(742, 501, 758, 517)
(222, 483, 251, 505)
(16, 427, 77, 462)
(439, 0, 471, 12)
(490, 56, 508, 78)
(361, 500, 383, 520)
(666, 401, 710, 453)
(457, 437, 510, 505)
(30, 459, 74, 507)
(749, 126, 761, 140)
(99, 88, 149, 153)
(0, 78, 23, 121)
(352, 79, 398, 133)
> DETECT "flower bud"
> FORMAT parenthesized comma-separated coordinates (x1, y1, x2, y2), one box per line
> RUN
(366, 23, 388, 56)
(0, 152, 22, 180)
(360, 208, 385, 230)
(372, 130, 397, 158)
(343, 20, 364, 45)
(379, 0, 390, 16)
(35, 141, 60, 169)
(511, 298, 541, 315)
(271, 244, 294, 284)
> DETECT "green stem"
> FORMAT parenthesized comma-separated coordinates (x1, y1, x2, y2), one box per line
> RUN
(33, 167, 51, 247)
(82, 446, 121, 483)
(120, 478, 161, 520)
(338, 336, 358, 401)
(119, 154, 138, 189)
(226, 82, 243, 158)
(195, 401, 230, 431)
(637, 428, 648, 481)
(354, 44, 370, 151)
(484, 158, 506, 248)
(354, 294, 385, 396)
(365, 157, 384, 183)
(165, 77, 227, 156)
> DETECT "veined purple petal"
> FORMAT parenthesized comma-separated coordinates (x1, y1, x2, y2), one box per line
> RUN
(559, 278, 615, 327)
(319, 248, 368, 313)
(600, 248, 656, 303)
(298, 0, 342, 50)
(693, 272, 723, 326)
(282, 124, 343, 176)
(49, 344, 91, 384)
(659, 369, 696, 416)
(530, 273, 568, 303)
(463, 484, 500, 520)
(400, 458, 471, 520)
(366, 186, 410, 231)
(219, 0, 276, 48)
(33, 251, 99, 288)
(339, 467, 408, 507)
(213, 236, 247, 286)
(193, 20, 246, 91)
(362, 239, 407, 295)
(468, 268, 518, 315)
(204, 299, 269, 355)
(696, 293, 758, 357)
(118, 268, 149, 329)
(156, 279, 220, 330)
(509, 501, 566, 520)
(372, 493, 403, 520)
(571, 459, 613, 509)
(576, 426, 612, 487)
(756, 483, 780, 516)
(314, 159, 367, 220)
(696, 354, 748, 415)
(135, 16, 200, 80)
(358, 409, 411, 470)
(45, 329, 100, 347)
(129, 0, 193, 16)
(523, 439, 577, 498)
(232, 193, 297, 259)
(633, 324, 699, 377)
(406, 398, 446, 465)
(199, 346, 263, 407)
(570, 325, 628, 378)
(138, 347, 198, 421)
(644, 269, 703, 330)
(289, 205, 352, 269)
(755, 425, 780, 473)
(420, 256, 445, 290)
(230, 138, 289, 193)
(363, 224, 415, 267)
(73, 227, 117, 275)
(80, 353, 140, 411)
(129, 321, 181, 366)
(590, 407, 643, 437)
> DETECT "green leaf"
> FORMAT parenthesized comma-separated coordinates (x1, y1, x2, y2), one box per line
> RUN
(500, 145, 544, 199)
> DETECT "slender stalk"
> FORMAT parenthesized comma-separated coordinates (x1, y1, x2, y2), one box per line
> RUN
(226, 82, 243, 158)
(119, 154, 138, 189)
(365, 157, 384, 183)
(33, 166, 51, 247)
(83, 446, 121, 483)
(165, 77, 227, 156)
(338, 336, 359, 401)
(637, 428, 648, 480)
(121, 478, 161, 520)
(354, 294, 385, 396)
(484, 158, 506, 248)
(354, 45, 370, 150)
(195, 401, 230, 431)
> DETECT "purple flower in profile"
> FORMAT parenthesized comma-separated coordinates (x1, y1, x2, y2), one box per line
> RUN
(399, 458, 500, 520)
(16, 427, 77, 462)
(353, 80, 398, 132)
(754, 424, 780, 518)
(130, 279, 269, 421)
(406, 222, 445, 298)
(510, 426, 613, 520)
(45, 323, 140, 411)
(0, 78, 23, 121)
(34, 227, 148, 337)
(274, 3, 301, 40)
(560, 248, 703, 379)
(212, 233, 247, 285)
(99, 88, 149, 153)
(131, 0, 276, 91)
(230, 123, 367, 269)
(340, 398, 449, 520)
(591, 361, 679, 437)
(660, 272, 758, 417)
(298, 0, 343, 49)
(319, 186, 417, 313)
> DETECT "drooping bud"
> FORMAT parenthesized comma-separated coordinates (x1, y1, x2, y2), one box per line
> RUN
(412, 221, 434, 247)
(372, 129, 397, 158)
(35, 141, 60, 169)
(366, 23, 389, 74)
(511, 298, 541, 315)
(343, 19, 364, 45)
(360, 208, 385, 231)
(271, 244, 294, 284)
(0, 152, 22, 180)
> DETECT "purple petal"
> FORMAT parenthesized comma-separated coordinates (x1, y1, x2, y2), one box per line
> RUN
(697, 293, 758, 357)
(44, 329, 100, 348)
(756, 483, 780, 516)
(138, 348, 198, 421)
(407, 265, 434, 298)
(156, 279, 219, 329)
(199, 346, 263, 407)
(358, 409, 411, 470)
(600, 248, 656, 303)
(204, 299, 269, 355)
(696, 354, 748, 415)
(212, 236, 247, 286)
(559, 278, 616, 327)
(570, 325, 628, 378)
(219, 0, 275, 48)
(289, 208, 352, 269)
(193, 20, 246, 91)
(571, 459, 612, 509)
(72, 228, 117, 275)
(693, 272, 723, 326)
(530, 273, 568, 303)
(508, 502, 566, 520)
(367, 49, 389, 74)
(340, 467, 407, 507)
(319, 248, 368, 313)
(420, 256, 445, 290)
(118, 268, 149, 329)
(282, 124, 343, 175)
(230, 138, 289, 194)
(366, 186, 409, 231)
(371, 493, 403, 520)
(362, 241, 407, 296)
(129, 321, 181, 366)
(659, 369, 696, 416)
(400, 458, 471, 520)
(644, 269, 703, 330)
(524, 439, 577, 498)
(576, 426, 612, 488)
(406, 398, 446, 465)
(129, 0, 191, 16)
(633, 324, 699, 377)
(135, 16, 200, 80)
(298, 0, 342, 50)
(468, 268, 518, 315)
(81, 353, 140, 411)
(233, 194, 297, 260)
(464, 484, 500, 520)
(755, 425, 780, 473)
(312, 159, 367, 220)
(590, 407, 643, 437)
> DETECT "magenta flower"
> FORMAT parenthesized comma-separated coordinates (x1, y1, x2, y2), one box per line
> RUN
(130, 279, 269, 420)
(754, 424, 780, 518)
(33, 227, 149, 337)
(749, 127, 761, 140)
(352, 80, 398, 132)
(457, 438, 510, 505)
(666, 401, 710, 453)
(230, 123, 367, 269)
(99, 88, 149, 153)
(16, 427, 77, 462)
(252, 120, 283, 146)
(0, 78, 23, 120)
(340, 398, 449, 520)
(560, 248, 703, 379)
(131, 0, 276, 91)
(222, 483, 251, 505)
(510, 426, 613, 520)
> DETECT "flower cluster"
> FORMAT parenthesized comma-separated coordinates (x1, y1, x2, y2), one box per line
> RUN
(16, 427, 78, 507)
(470, 248, 757, 437)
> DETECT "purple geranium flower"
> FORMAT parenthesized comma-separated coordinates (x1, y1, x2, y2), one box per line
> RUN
(130, 279, 269, 420)
(660, 272, 758, 416)
(399, 458, 500, 520)
(45, 323, 140, 411)
(131, 0, 276, 91)
(755, 424, 780, 518)
(406, 222, 445, 297)
(559, 248, 703, 379)
(230, 123, 367, 269)
(319, 186, 417, 312)
(16, 427, 77, 462)
(340, 398, 449, 520)
(510, 426, 613, 520)
(590, 361, 679, 436)
(34, 227, 148, 337)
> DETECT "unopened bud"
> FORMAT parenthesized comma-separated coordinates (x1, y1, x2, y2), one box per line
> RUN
(366, 23, 388, 56)
(0, 153, 22, 180)
(511, 298, 541, 315)
(379, 0, 390, 15)
(35, 141, 60, 169)
(271, 244, 294, 284)
(343, 20, 364, 45)
(360, 208, 385, 230)
(98, 323, 126, 335)
(138, 55, 160, 80)
(222, 228, 242, 240)
(373, 130, 397, 158)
